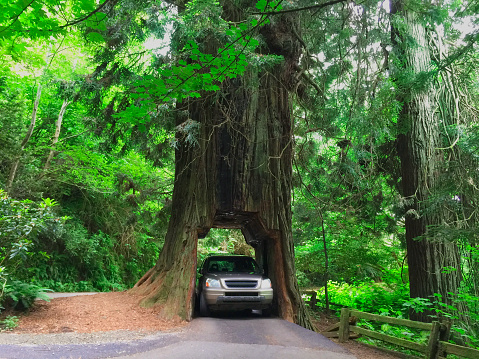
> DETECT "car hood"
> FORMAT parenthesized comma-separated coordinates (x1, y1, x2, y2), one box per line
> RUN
(205, 273, 266, 280)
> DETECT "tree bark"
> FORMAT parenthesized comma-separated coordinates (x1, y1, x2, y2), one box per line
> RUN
(44, 100, 69, 171)
(132, 10, 312, 329)
(6, 83, 42, 192)
(391, 0, 462, 322)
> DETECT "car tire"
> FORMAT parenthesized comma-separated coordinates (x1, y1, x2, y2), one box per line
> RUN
(199, 292, 210, 317)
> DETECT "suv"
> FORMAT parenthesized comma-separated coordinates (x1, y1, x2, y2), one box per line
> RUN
(197, 255, 273, 316)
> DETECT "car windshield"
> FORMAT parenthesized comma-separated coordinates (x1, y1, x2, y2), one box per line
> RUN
(206, 257, 261, 274)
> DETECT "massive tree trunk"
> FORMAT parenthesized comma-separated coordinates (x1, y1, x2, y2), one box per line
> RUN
(132, 8, 312, 329)
(391, 1, 462, 322)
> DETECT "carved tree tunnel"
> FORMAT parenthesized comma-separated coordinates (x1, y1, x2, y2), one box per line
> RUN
(205, 211, 287, 316)
(131, 11, 313, 329)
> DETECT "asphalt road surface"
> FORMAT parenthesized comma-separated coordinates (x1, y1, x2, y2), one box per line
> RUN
(0, 313, 357, 359)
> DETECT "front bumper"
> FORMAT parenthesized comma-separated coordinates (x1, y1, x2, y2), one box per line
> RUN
(203, 288, 273, 310)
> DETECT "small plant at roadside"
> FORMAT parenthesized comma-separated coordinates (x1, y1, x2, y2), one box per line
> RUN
(0, 316, 19, 331)
(3, 281, 51, 311)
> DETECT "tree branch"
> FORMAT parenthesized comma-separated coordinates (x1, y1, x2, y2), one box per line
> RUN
(251, 0, 349, 15)
(0, 0, 36, 35)
(1, 0, 112, 36)
(59, 0, 113, 29)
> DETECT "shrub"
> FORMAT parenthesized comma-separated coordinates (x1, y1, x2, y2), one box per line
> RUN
(2, 280, 51, 311)
(315, 280, 409, 316)
(0, 316, 19, 331)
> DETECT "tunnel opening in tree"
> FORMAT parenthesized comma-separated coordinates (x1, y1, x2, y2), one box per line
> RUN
(198, 227, 254, 258)
(197, 214, 276, 312)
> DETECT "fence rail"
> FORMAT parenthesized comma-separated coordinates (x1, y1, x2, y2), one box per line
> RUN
(327, 308, 479, 359)
(438, 342, 479, 359)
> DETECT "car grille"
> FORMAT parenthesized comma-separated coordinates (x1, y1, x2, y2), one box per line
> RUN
(224, 280, 258, 288)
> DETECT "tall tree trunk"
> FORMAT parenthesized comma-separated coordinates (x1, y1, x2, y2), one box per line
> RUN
(44, 100, 69, 171)
(391, 0, 462, 322)
(6, 83, 42, 191)
(132, 10, 312, 329)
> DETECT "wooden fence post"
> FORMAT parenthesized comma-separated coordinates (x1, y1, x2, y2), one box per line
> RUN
(339, 308, 351, 343)
(440, 320, 452, 342)
(426, 321, 440, 359)
(439, 320, 452, 358)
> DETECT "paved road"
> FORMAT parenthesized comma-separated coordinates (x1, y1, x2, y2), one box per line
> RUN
(0, 313, 356, 359)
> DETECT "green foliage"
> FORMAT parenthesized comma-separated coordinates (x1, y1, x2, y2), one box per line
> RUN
(0, 190, 63, 311)
(315, 279, 409, 316)
(107, 0, 284, 127)
(357, 318, 431, 356)
(2, 280, 51, 311)
(0, 316, 19, 331)
(198, 229, 253, 264)
(433, 289, 479, 349)
(0, 0, 104, 43)
(402, 296, 434, 315)
(20, 221, 160, 292)
(0, 189, 64, 244)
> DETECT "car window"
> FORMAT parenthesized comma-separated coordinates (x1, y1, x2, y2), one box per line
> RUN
(206, 257, 260, 274)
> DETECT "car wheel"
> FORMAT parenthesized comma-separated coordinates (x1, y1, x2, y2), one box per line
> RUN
(199, 292, 210, 317)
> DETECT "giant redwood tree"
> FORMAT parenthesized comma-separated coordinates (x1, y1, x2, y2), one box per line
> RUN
(391, 0, 462, 321)
(131, 1, 315, 328)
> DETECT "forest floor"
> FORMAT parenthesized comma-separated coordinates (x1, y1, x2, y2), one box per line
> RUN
(2, 292, 397, 359)
(8, 292, 186, 334)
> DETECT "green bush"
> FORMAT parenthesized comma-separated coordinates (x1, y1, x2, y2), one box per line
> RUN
(0, 190, 62, 311)
(315, 280, 409, 316)
(0, 316, 19, 331)
(2, 280, 51, 311)
(20, 222, 159, 292)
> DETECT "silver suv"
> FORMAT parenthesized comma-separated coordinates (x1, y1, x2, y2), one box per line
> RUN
(197, 255, 273, 316)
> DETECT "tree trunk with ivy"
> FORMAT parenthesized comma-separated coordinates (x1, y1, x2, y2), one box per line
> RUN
(132, 6, 312, 329)
(391, 0, 462, 322)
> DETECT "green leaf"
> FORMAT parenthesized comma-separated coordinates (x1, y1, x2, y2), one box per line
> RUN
(86, 32, 105, 43)
(85, 12, 107, 31)
(255, 0, 267, 11)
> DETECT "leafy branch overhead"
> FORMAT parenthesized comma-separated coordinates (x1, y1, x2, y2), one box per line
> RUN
(0, 0, 110, 39)
(116, 0, 286, 127)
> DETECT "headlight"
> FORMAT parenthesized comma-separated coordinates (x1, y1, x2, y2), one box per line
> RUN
(205, 278, 221, 288)
(261, 278, 272, 289)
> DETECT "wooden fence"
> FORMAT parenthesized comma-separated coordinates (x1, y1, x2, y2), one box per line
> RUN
(322, 308, 479, 359)
(438, 342, 479, 359)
